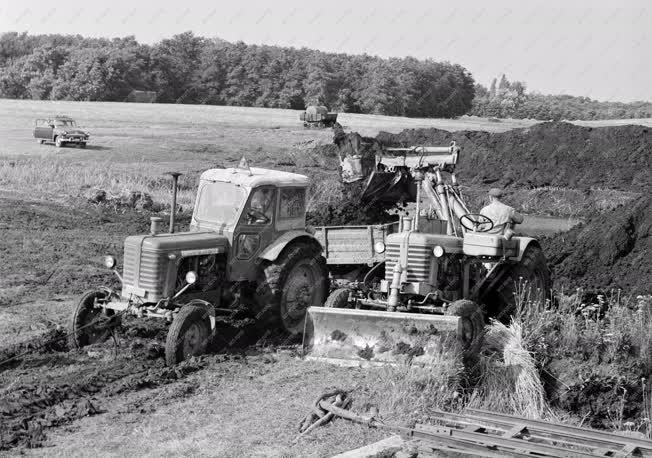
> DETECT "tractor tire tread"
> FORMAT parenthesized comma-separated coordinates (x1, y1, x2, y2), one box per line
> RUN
(165, 304, 212, 366)
(324, 288, 350, 308)
(259, 242, 329, 334)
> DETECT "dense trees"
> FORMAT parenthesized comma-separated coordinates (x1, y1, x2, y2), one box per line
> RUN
(0, 32, 648, 120)
(0, 32, 475, 118)
(471, 74, 651, 120)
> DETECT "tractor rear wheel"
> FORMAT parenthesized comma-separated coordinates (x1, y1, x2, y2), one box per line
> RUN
(165, 303, 212, 366)
(258, 243, 329, 335)
(68, 290, 119, 350)
(324, 288, 351, 308)
(446, 299, 484, 352)
(482, 244, 551, 323)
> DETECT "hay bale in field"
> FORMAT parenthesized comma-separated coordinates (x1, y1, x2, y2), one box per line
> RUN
(470, 320, 549, 419)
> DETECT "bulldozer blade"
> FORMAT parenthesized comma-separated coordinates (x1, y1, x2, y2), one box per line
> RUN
(361, 169, 415, 204)
(303, 307, 461, 366)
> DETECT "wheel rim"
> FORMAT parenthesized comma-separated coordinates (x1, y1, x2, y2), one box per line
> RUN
(77, 297, 112, 345)
(182, 322, 206, 357)
(281, 261, 317, 328)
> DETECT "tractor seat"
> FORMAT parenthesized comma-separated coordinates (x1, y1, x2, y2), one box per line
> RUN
(463, 232, 518, 258)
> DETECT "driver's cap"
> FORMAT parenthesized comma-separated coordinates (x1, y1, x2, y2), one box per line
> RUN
(488, 188, 503, 198)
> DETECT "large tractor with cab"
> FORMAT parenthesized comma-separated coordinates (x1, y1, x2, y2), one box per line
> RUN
(68, 161, 329, 365)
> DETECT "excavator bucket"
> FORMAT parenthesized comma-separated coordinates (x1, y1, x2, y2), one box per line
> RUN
(361, 168, 415, 203)
(303, 307, 462, 366)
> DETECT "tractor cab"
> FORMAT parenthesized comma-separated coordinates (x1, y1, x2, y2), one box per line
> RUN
(189, 165, 312, 281)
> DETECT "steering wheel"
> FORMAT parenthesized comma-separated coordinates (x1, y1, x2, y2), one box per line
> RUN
(459, 213, 494, 232)
(247, 208, 270, 224)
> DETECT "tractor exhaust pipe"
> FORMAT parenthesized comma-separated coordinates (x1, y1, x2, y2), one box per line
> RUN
(166, 172, 182, 234)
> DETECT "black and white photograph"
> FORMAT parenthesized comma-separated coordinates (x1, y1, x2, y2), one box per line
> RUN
(0, 0, 651, 456)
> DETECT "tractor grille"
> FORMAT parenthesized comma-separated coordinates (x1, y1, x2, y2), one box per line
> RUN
(122, 238, 168, 300)
(385, 243, 431, 283)
(122, 238, 140, 288)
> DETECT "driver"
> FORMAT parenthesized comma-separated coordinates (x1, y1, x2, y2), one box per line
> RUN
(479, 188, 523, 236)
(247, 188, 274, 224)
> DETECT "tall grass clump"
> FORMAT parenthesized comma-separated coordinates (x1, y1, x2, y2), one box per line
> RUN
(469, 320, 550, 419)
(0, 158, 197, 208)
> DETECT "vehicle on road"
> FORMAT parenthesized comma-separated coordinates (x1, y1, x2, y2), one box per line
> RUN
(300, 105, 338, 128)
(34, 115, 90, 148)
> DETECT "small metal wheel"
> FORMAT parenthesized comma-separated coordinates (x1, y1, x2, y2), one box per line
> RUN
(324, 288, 351, 308)
(165, 303, 212, 366)
(68, 290, 120, 349)
(446, 299, 484, 352)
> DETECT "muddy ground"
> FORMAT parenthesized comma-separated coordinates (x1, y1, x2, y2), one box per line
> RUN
(0, 195, 395, 455)
(2, 115, 651, 454)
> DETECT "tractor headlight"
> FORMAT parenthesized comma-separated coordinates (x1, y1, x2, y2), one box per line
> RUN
(61, 131, 68, 136)
(104, 255, 116, 269)
(432, 246, 445, 258)
(374, 241, 385, 254)
(185, 270, 198, 285)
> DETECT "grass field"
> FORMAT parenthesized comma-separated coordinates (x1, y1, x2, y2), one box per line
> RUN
(1, 99, 648, 213)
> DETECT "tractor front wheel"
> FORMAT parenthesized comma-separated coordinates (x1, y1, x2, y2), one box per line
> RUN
(68, 290, 120, 350)
(446, 299, 484, 353)
(165, 303, 212, 366)
(324, 288, 351, 308)
(259, 243, 329, 335)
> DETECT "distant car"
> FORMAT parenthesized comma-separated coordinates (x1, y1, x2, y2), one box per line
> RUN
(34, 116, 90, 148)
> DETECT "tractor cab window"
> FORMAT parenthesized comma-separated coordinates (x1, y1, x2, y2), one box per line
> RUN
(245, 187, 276, 225)
(194, 181, 247, 226)
(279, 188, 305, 219)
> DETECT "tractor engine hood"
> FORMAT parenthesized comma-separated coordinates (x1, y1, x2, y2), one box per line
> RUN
(140, 231, 229, 254)
(121, 231, 229, 302)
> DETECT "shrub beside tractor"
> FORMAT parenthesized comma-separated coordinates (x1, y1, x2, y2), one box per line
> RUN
(69, 144, 550, 366)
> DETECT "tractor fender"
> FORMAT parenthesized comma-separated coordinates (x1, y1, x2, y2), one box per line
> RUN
(514, 237, 540, 262)
(259, 230, 322, 262)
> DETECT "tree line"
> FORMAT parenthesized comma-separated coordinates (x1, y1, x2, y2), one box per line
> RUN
(0, 32, 648, 120)
(470, 74, 651, 120)
(0, 31, 475, 118)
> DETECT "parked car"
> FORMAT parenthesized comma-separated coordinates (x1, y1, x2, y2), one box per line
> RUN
(34, 116, 90, 148)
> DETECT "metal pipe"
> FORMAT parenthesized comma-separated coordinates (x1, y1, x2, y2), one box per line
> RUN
(166, 172, 182, 233)
(387, 264, 402, 310)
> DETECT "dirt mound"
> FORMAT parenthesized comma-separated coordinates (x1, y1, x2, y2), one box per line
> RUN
(542, 196, 652, 294)
(376, 122, 651, 191)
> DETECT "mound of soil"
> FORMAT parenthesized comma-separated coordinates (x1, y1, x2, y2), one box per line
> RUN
(542, 196, 652, 294)
(376, 122, 651, 191)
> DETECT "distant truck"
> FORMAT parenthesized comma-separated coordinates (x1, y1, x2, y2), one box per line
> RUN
(299, 105, 338, 128)
(34, 115, 90, 148)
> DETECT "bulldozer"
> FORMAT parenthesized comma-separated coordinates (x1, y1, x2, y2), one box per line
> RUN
(304, 142, 551, 365)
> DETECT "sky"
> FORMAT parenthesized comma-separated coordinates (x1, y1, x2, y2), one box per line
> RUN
(2, 0, 650, 102)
